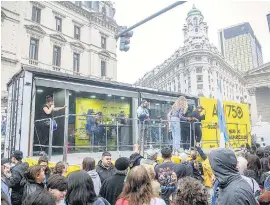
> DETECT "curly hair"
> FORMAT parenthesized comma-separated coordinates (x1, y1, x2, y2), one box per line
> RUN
(174, 177, 209, 205)
(118, 165, 154, 205)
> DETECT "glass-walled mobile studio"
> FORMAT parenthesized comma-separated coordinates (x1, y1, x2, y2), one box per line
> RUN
(5, 67, 198, 158)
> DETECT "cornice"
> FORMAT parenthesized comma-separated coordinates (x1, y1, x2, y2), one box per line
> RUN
(1, 56, 18, 64)
(70, 42, 85, 53)
(56, 1, 118, 34)
(30, 1, 46, 9)
(50, 33, 67, 47)
(25, 24, 46, 39)
(52, 10, 66, 19)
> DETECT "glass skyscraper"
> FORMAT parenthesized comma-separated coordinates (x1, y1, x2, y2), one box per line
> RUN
(218, 22, 263, 72)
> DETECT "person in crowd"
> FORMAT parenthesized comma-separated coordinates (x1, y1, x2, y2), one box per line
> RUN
(141, 147, 159, 167)
(37, 96, 65, 154)
(258, 175, 270, 205)
(130, 144, 159, 169)
(81, 157, 101, 196)
(1, 190, 11, 205)
(245, 153, 261, 183)
(142, 164, 161, 197)
(53, 161, 68, 176)
(178, 153, 193, 176)
(259, 156, 270, 187)
(47, 174, 68, 205)
(237, 156, 260, 198)
(66, 171, 109, 205)
(1, 158, 11, 204)
(38, 155, 51, 181)
(9, 150, 29, 205)
(209, 148, 256, 205)
(189, 149, 204, 183)
(174, 177, 209, 205)
(116, 165, 166, 205)
(155, 147, 177, 205)
(99, 157, 130, 205)
(167, 96, 191, 154)
(258, 148, 270, 173)
(22, 190, 56, 205)
(96, 151, 116, 183)
(22, 165, 46, 201)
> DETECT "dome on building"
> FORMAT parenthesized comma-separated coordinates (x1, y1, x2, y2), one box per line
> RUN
(187, 4, 202, 17)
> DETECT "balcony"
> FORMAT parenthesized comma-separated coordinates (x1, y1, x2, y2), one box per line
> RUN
(21, 58, 108, 81)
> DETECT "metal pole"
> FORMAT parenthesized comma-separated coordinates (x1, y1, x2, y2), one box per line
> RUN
(48, 118, 53, 160)
(115, 1, 187, 39)
(116, 121, 120, 158)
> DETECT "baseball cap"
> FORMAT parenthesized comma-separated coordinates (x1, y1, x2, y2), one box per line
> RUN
(11, 150, 23, 160)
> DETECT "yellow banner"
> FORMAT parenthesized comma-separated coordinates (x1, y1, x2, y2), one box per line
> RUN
(75, 98, 131, 147)
(199, 97, 251, 149)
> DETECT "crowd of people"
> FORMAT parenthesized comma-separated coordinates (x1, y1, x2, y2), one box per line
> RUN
(1, 144, 270, 205)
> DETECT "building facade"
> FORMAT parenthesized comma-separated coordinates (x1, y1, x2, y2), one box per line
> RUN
(218, 22, 263, 72)
(245, 62, 270, 125)
(1, 1, 118, 115)
(135, 5, 248, 102)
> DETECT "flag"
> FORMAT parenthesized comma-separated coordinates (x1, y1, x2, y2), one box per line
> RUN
(217, 81, 229, 148)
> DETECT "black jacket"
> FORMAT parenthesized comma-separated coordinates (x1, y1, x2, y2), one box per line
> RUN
(22, 179, 45, 202)
(96, 161, 116, 183)
(209, 148, 256, 205)
(99, 171, 126, 205)
(10, 162, 29, 205)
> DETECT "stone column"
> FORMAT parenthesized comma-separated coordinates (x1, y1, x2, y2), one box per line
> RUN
(248, 88, 258, 126)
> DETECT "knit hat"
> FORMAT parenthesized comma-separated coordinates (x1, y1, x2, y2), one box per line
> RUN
(1, 158, 9, 165)
(115, 157, 130, 171)
(11, 150, 23, 160)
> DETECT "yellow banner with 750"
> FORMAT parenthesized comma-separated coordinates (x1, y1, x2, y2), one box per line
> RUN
(199, 97, 251, 149)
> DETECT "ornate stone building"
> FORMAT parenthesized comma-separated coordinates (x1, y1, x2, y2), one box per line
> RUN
(1, 1, 118, 116)
(245, 62, 270, 125)
(135, 5, 248, 102)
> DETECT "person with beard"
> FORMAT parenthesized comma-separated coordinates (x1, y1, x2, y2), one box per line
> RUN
(96, 152, 116, 183)
(209, 148, 256, 205)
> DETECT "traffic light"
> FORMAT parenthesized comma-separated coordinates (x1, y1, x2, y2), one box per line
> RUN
(119, 27, 133, 52)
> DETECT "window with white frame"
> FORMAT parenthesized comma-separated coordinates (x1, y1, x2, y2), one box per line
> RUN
(32, 6, 41, 23)
(29, 38, 39, 60)
(55, 16, 62, 32)
(73, 53, 80, 72)
(53, 46, 61, 67)
(101, 60, 106, 77)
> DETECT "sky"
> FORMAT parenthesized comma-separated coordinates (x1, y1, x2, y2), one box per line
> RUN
(114, 0, 270, 84)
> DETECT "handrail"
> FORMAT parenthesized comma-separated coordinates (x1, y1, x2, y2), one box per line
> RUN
(33, 115, 250, 162)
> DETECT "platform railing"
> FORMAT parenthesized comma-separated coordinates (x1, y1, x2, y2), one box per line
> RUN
(33, 114, 250, 162)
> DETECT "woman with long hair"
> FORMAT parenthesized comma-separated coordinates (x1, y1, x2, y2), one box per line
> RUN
(81, 157, 101, 196)
(116, 165, 166, 205)
(66, 171, 109, 205)
(168, 96, 191, 153)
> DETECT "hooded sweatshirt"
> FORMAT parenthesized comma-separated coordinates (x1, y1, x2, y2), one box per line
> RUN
(209, 148, 256, 205)
(88, 170, 102, 196)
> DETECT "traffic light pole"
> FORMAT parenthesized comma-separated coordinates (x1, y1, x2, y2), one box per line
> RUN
(115, 1, 187, 39)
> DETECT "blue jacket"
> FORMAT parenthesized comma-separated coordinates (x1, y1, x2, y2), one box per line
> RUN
(211, 180, 219, 205)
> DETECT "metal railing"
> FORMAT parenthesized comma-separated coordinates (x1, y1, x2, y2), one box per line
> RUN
(33, 114, 250, 162)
